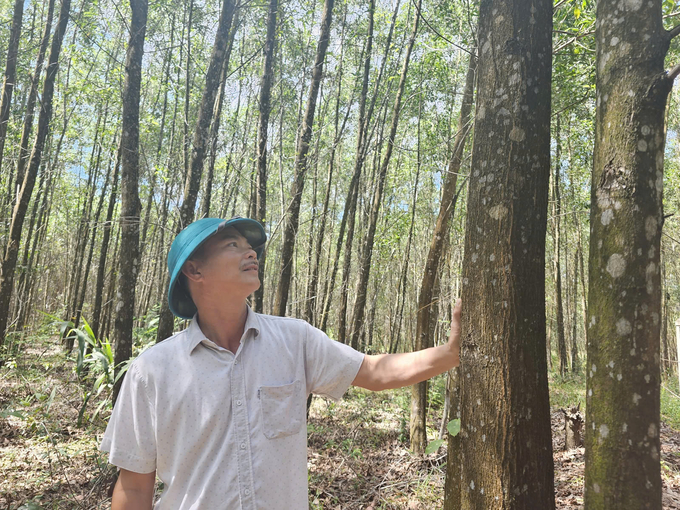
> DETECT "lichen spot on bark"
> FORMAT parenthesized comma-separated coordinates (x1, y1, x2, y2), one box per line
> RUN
(606, 254, 626, 278)
(509, 126, 525, 142)
(489, 204, 508, 220)
(638, 139, 648, 152)
(645, 216, 658, 242)
(599, 424, 609, 442)
(633, 393, 642, 405)
(593, 483, 601, 494)
(616, 318, 632, 335)
(601, 209, 614, 225)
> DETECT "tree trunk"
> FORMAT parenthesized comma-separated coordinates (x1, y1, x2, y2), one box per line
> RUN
(348, 0, 421, 351)
(412, 51, 475, 454)
(272, 0, 335, 317)
(0, 0, 25, 194)
(0, 0, 71, 349)
(553, 116, 568, 376)
(571, 247, 580, 373)
(112, 0, 147, 403)
(92, 141, 120, 340)
(584, 2, 674, 507)
(454, 0, 555, 507)
(253, 0, 278, 313)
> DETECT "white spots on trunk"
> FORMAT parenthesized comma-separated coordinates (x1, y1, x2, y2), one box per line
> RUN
(651, 445, 659, 461)
(598, 239, 603, 249)
(606, 254, 626, 278)
(489, 204, 508, 220)
(509, 127, 526, 142)
(633, 393, 642, 405)
(617, 373, 623, 381)
(631, 348, 636, 356)
(593, 483, 601, 494)
(610, 36, 619, 46)
(489, 254, 496, 262)
(622, 423, 628, 432)
(652, 312, 659, 326)
(592, 364, 597, 373)
(601, 209, 614, 225)
(648, 245, 656, 259)
(589, 316, 597, 328)
(477, 398, 482, 406)
(646, 262, 656, 294)
(616, 318, 632, 336)
(623, 0, 642, 11)
(470, 480, 475, 490)
(637, 139, 648, 152)
(472, 253, 478, 263)
(645, 216, 657, 241)
(645, 374, 651, 384)
(509, 73, 521, 86)
(482, 39, 491, 55)
(482, 434, 486, 442)
(599, 424, 609, 441)
(641, 125, 651, 136)
(478, 105, 486, 120)
(588, 388, 593, 396)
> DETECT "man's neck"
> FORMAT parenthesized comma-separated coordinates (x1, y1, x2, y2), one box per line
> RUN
(195, 300, 249, 354)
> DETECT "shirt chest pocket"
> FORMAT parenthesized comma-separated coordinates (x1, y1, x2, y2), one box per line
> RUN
(258, 380, 304, 439)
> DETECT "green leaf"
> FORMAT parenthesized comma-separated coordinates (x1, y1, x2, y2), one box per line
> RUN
(18, 503, 43, 510)
(447, 418, 461, 437)
(573, 7, 581, 18)
(425, 439, 444, 455)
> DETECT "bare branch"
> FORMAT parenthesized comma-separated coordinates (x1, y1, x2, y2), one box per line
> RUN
(668, 63, 680, 82)
(667, 24, 680, 41)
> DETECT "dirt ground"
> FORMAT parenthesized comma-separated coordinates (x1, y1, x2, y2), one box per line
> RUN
(2, 336, 680, 509)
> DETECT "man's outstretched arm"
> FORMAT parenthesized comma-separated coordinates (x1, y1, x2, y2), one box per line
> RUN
(352, 299, 461, 392)
(111, 468, 156, 510)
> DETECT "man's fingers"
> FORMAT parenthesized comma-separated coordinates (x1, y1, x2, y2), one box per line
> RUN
(451, 298, 462, 336)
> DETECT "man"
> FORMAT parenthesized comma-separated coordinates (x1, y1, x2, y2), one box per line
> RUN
(102, 217, 461, 509)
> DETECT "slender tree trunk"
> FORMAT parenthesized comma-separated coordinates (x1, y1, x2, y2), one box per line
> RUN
(92, 142, 120, 340)
(553, 116, 568, 376)
(272, 0, 335, 316)
(0, 0, 25, 193)
(112, 0, 147, 402)
(571, 247, 580, 373)
(0, 0, 71, 348)
(412, 51, 475, 454)
(253, 0, 278, 313)
(584, 2, 675, 507)
(348, 0, 421, 351)
(454, 0, 555, 507)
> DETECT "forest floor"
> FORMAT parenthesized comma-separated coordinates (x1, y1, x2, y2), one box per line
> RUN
(2, 334, 680, 509)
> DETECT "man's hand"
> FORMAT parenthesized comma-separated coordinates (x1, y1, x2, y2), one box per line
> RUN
(446, 298, 462, 367)
(352, 298, 463, 391)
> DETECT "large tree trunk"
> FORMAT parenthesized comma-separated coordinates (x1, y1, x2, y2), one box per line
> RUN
(253, 0, 278, 313)
(553, 116, 568, 376)
(272, 0, 335, 317)
(348, 0, 420, 351)
(155, 0, 237, 343)
(112, 0, 147, 403)
(454, 0, 555, 507)
(584, 2, 675, 507)
(0, 0, 71, 349)
(411, 51, 475, 454)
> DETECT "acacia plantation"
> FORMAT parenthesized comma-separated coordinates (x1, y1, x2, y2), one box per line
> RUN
(2, 0, 680, 507)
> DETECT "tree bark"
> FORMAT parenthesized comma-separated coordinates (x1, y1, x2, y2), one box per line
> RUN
(412, 51, 475, 454)
(272, 0, 335, 316)
(584, 2, 674, 507)
(0, 0, 71, 349)
(112, 0, 147, 403)
(454, 0, 555, 507)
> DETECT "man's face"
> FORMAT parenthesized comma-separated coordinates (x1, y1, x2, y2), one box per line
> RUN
(183, 226, 261, 301)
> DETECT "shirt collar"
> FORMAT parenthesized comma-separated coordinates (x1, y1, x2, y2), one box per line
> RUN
(185, 305, 261, 355)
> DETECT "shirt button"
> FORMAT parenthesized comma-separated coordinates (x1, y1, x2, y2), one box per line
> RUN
(234, 359, 239, 365)
(236, 400, 242, 406)
(240, 443, 246, 450)
(244, 489, 251, 496)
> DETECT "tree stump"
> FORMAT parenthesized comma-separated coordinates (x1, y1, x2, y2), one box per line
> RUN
(561, 404, 584, 450)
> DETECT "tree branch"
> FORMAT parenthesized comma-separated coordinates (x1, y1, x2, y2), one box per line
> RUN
(667, 63, 680, 82)
(667, 24, 680, 41)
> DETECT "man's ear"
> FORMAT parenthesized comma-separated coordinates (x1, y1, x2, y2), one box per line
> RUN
(181, 259, 202, 283)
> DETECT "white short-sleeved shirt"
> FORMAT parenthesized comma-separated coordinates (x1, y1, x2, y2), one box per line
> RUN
(100, 307, 365, 510)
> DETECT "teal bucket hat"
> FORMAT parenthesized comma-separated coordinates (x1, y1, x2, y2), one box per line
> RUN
(167, 217, 266, 319)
